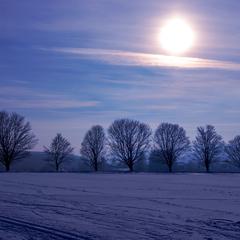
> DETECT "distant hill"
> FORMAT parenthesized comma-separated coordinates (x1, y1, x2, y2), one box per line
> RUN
(0, 152, 121, 172)
(0, 151, 239, 172)
(0, 152, 83, 172)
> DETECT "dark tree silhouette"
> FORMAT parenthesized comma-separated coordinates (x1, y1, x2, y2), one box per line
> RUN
(225, 135, 240, 169)
(193, 125, 223, 172)
(44, 133, 74, 171)
(108, 119, 151, 172)
(154, 123, 190, 172)
(80, 125, 105, 171)
(0, 111, 38, 171)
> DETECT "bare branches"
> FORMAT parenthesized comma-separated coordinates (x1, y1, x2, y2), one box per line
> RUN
(193, 125, 223, 172)
(0, 110, 236, 173)
(154, 122, 190, 172)
(80, 125, 105, 171)
(108, 119, 151, 171)
(0, 111, 38, 171)
(44, 133, 74, 171)
(225, 135, 240, 169)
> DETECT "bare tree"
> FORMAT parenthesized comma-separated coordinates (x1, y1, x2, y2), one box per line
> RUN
(154, 123, 190, 172)
(0, 111, 38, 171)
(225, 135, 240, 169)
(44, 133, 74, 171)
(193, 125, 223, 172)
(108, 119, 151, 172)
(80, 125, 105, 171)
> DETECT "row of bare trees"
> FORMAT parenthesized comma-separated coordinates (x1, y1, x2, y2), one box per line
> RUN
(79, 121, 226, 173)
(0, 111, 240, 172)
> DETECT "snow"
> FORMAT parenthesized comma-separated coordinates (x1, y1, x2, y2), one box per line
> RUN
(0, 173, 239, 239)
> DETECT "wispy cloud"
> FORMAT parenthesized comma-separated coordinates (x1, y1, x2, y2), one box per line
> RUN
(0, 86, 99, 110)
(0, 98, 99, 109)
(45, 47, 240, 71)
(134, 104, 177, 110)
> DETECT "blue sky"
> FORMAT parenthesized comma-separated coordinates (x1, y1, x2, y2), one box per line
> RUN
(0, 0, 240, 151)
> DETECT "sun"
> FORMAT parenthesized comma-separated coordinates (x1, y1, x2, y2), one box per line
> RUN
(160, 18, 195, 55)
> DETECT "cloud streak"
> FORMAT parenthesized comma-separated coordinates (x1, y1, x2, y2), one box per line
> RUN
(0, 86, 99, 110)
(46, 47, 240, 71)
(0, 98, 99, 109)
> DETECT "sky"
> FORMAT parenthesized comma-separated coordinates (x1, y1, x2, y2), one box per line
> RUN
(0, 0, 240, 152)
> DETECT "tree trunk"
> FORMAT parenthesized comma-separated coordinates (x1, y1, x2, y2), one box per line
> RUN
(128, 162, 133, 172)
(168, 164, 172, 173)
(94, 162, 98, 172)
(205, 164, 209, 173)
(205, 159, 210, 172)
(5, 164, 10, 172)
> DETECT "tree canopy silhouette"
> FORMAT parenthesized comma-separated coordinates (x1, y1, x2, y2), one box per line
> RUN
(154, 122, 190, 172)
(0, 111, 38, 171)
(108, 119, 151, 172)
(193, 125, 223, 172)
(80, 125, 105, 171)
(44, 133, 74, 171)
(225, 135, 240, 169)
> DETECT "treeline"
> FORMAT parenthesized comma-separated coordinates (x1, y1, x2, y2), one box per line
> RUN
(0, 111, 240, 172)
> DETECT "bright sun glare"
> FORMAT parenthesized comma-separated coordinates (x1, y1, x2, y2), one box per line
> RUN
(160, 18, 195, 55)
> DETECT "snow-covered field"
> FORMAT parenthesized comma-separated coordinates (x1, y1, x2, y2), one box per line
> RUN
(0, 173, 239, 240)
